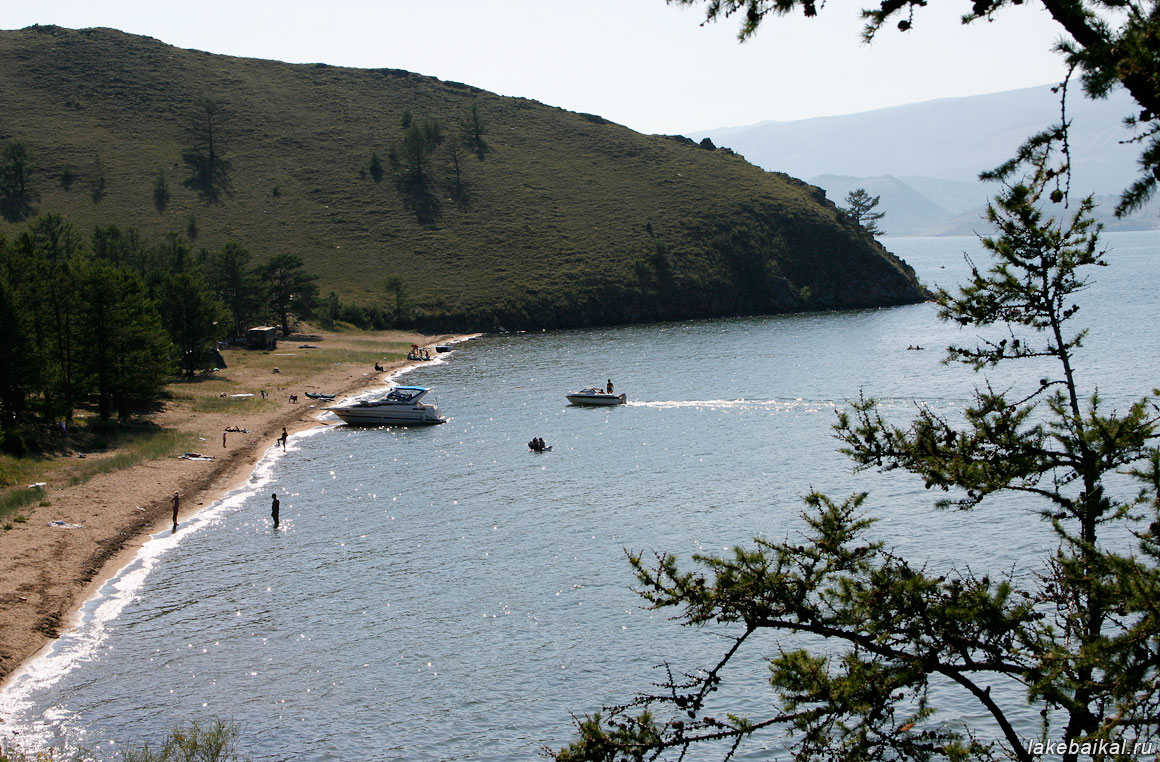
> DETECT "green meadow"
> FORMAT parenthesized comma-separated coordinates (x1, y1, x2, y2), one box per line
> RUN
(1, 25, 922, 331)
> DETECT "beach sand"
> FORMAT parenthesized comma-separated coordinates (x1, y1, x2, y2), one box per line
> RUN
(0, 329, 468, 688)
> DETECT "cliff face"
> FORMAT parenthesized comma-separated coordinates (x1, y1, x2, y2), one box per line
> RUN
(0, 25, 923, 331)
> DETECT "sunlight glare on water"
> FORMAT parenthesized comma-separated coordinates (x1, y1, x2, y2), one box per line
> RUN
(1, 232, 1157, 760)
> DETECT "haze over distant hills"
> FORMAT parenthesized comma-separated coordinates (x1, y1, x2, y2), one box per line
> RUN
(691, 86, 1159, 236)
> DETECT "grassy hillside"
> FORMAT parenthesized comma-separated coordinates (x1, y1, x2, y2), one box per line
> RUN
(0, 25, 923, 330)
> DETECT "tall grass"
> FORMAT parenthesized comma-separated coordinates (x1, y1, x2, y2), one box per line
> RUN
(189, 396, 269, 415)
(66, 430, 199, 486)
(119, 720, 247, 762)
(0, 719, 248, 762)
(0, 454, 49, 493)
(0, 485, 43, 524)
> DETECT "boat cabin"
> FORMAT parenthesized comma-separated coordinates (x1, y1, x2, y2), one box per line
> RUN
(385, 386, 426, 402)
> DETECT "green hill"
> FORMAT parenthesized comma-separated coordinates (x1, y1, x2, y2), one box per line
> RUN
(0, 25, 923, 331)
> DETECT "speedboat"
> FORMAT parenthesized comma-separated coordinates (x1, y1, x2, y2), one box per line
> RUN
(566, 388, 626, 406)
(328, 386, 445, 426)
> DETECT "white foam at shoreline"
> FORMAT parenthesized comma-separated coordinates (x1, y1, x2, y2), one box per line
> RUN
(0, 429, 322, 751)
(0, 338, 478, 751)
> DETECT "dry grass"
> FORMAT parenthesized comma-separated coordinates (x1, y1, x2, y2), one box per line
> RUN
(0, 25, 920, 331)
(0, 325, 438, 517)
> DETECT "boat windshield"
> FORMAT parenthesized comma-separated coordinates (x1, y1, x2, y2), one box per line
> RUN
(383, 386, 429, 402)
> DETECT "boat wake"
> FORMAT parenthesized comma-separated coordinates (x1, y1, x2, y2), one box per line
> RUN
(625, 396, 966, 415)
(626, 398, 842, 413)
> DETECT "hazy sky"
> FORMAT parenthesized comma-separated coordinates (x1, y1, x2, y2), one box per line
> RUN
(5, 1, 1069, 135)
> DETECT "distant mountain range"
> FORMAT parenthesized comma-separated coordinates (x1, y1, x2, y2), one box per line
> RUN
(691, 86, 1159, 236)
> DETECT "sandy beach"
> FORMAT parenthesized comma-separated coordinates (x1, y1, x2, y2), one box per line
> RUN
(0, 329, 469, 689)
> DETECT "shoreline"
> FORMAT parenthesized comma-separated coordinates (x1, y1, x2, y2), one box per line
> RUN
(0, 331, 474, 694)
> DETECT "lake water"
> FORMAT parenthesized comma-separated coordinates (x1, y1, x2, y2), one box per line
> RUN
(1, 231, 1157, 760)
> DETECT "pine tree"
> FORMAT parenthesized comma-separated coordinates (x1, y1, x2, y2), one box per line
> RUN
(459, 104, 491, 159)
(554, 157, 1160, 762)
(0, 264, 39, 428)
(158, 270, 226, 377)
(210, 242, 262, 339)
(0, 140, 37, 222)
(669, 0, 1160, 216)
(77, 262, 171, 420)
(181, 97, 232, 202)
(842, 188, 885, 236)
(260, 253, 318, 337)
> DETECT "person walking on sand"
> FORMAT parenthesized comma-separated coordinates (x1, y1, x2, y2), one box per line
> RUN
(271, 493, 280, 528)
(171, 490, 180, 532)
(280, 427, 288, 451)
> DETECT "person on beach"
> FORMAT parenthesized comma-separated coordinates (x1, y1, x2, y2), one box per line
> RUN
(280, 427, 288, 451)
(271, 493, 280, 528)
(171, 490, 180, 532)
(223, 431, 227, 448)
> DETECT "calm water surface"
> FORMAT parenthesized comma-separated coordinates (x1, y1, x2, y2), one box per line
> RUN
(2, 232, 1157, 760)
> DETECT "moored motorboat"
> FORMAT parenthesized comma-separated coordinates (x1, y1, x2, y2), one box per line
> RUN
(328, 386, 445, 426)
(566, 388, 626, 406)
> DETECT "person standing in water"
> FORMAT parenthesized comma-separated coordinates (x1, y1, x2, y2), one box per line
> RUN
(171, 490, 180, 532)
(280, 427, 288, 451)
(271, 493, 280, 528)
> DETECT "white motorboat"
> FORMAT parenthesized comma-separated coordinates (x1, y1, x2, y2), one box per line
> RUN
(566, 388, 626, 406)
(328, 386, 445, 426)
